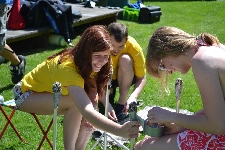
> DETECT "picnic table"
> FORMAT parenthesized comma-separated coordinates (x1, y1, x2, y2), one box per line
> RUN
(6, 4, 123, 44)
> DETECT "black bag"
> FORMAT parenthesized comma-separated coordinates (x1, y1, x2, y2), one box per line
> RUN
(66, 0, 82, 4)
(72, 9, 82, 20)
(20, 1, 50, 27)
(44, 1, 74, 43)
(139, 6, 162, 24)
(20, 0, 79, 43)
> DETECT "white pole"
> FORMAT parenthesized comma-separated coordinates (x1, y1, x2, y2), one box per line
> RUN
(128, 102, 138, 150)
(129, 135, 135, 150)
(103, 65, 113, 150)
(104, 81, 110, 150)
(52, 82, 61, 150)
(175, 78, 183, 113)
(91, 65, 129, 150)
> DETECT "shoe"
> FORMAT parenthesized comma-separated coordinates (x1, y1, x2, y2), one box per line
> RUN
(0, 56, 8, 64)
(117, 113, 129, 123)
(0, 95, 4, 103)
(8, 55, 26, 84)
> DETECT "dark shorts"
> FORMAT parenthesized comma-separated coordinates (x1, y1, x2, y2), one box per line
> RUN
(109, 76, 136, 104)
(111, 76, 137, 88)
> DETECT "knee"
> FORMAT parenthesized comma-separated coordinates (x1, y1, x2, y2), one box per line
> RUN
(134, 136, 152, 150)
(134, 141, 143, 150)
(118, 54, 133, 67)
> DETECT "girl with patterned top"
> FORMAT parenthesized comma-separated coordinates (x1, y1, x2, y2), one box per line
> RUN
(135, 26, 225, 150)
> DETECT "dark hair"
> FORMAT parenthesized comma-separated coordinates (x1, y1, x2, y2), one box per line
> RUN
(107, 22, 128, 42)
(47, 25, 112, 99)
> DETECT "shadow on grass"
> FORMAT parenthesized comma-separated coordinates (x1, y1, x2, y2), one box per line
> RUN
(0, 141, 24, 150)
(143, 0, 215, 1)
(0, 84, 14, 93)
(8, 37, 69, 57)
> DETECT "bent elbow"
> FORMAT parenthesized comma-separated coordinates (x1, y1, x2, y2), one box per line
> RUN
(213, 125, 225, 135)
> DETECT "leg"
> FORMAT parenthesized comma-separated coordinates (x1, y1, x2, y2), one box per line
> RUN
(18, 92, 83, 150)
(75, 118, 94, 150)
(3, 46, 26, 84)
(134, 134, 179, 150)
(115, 54, 134, 119)
(117, 54, 134, 105)
(0, 44, 20, 65)
(0, 4, 26, 84)
(63, 104, 83, 150)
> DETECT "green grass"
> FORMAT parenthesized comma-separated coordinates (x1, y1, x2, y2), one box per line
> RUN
(1, 1, 225, 149)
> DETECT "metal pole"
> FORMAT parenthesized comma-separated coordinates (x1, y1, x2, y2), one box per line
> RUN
(175, 78, 183, 113)
(91, 65, 129, 150)
(52, 82, 62, 150)
(103, 81, 110, 150)
(128, 102, 138, 150)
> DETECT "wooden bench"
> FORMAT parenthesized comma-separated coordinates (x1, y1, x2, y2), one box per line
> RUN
(6, 4, 123, 44)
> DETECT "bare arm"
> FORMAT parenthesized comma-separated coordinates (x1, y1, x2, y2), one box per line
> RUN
(171, 47, 225, 134)
(149, 47, 225, 135)
(127, 75, 146, 104)
(67, 86, 139, 137)
(99, 93, 117, 121)
(193, 109, 204, 115)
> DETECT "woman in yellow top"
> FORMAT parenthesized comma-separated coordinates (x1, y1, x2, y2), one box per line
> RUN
(12, 25, 139, 150)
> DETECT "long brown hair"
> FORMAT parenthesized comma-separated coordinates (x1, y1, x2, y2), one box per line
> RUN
(47, 25, 112, 99)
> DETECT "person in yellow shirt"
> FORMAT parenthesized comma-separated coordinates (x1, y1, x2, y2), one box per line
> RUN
(12, 25, 139, 150)
(107, 23, 146, 122)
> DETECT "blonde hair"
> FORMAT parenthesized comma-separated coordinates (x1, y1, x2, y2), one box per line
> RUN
(146, 26, 219, 93)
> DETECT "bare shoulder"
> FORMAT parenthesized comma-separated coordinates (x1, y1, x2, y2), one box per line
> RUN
(191, 46, 225, 94)
(192, 46, 225, 69)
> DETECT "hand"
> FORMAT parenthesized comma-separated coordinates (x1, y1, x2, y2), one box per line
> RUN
(147, 107, 173, 124)
(123, 97, 137, 113)
(123, 102, 129, 114)
(107, 103, 117, 122)
(119, 121, 140, 138)
(83, 119, 96, 131)
(163, 122, 186, 135)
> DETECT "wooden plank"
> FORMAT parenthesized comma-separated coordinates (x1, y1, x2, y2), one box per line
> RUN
(5, 4, 123, 44)
(71, 4, 122, 26)
(6, 27, 53, 44)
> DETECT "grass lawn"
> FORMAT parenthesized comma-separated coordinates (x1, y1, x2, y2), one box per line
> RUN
(0, 0, 225, 149)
